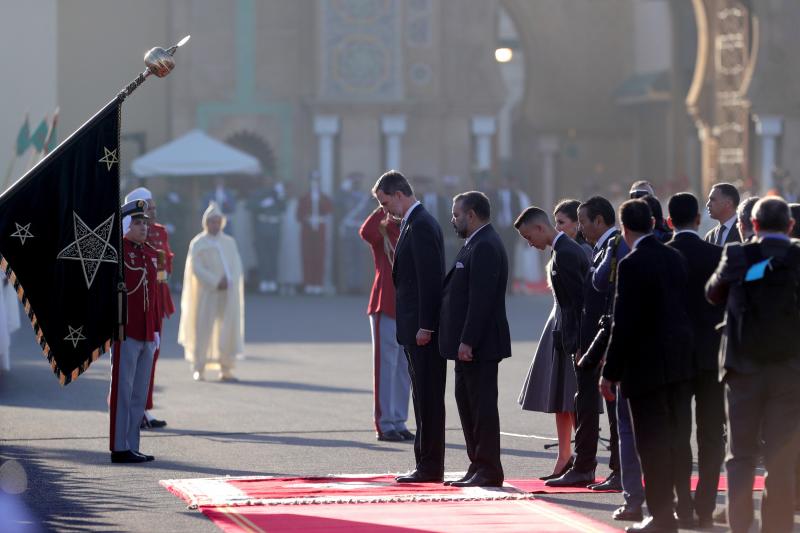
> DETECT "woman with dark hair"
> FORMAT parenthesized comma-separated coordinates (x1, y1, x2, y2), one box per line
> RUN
(517, 199, 587, 479)
(641, 195, 673, 243)
(552, 199, 593, 259)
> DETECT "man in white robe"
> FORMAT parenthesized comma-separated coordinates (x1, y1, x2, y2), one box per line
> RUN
(178, 202, 245, 381)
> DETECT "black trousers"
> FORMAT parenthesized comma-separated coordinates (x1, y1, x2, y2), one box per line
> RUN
(454, 359, 503, 482)
(692, 369, 725, 519)
(604, 397, 620, 473)
(628, 380, 693, 522)
(404, 343, 447, 477)
(573, 362, 602, 472)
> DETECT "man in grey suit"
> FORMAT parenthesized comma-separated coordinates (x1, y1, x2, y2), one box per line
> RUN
(706, 197, 800, 533)
(515, 206, 592, 485)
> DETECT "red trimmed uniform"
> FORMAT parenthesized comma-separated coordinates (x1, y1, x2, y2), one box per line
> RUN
(144, 222, 174, 411)
(359, 210, 411, 437)
(109, 238, 161, 453)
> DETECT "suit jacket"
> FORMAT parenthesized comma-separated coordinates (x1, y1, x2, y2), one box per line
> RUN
(579, 230, 620, 356)
(668, 232, 724, 373)
(392, 204, 446, 346)
(704, 221, 742, 246)
(603, 235, 695, 398)
(550, 234, 590, 356)
(359, 209, 400, 318)
(705, 237, 800, 377)
(438, 224, 511, 361)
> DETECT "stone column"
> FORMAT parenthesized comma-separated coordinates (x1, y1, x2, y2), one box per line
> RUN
(538, 135, 559, 213)
(471, 116, 497, 172)
(313, 115, 340, 196)
(754, 114, 783, 194)
(381, 115, 407, 171)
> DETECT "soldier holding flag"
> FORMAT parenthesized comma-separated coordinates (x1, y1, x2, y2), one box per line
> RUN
(109, 199, 162, 463)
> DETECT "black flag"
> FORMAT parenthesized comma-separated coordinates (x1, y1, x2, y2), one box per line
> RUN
(0, 100, 123, 385)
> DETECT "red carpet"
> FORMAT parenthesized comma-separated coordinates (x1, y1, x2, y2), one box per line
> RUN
(161, 473, 767, 508)
(202, 499, 623, 533)
(161, 473, 766, 532)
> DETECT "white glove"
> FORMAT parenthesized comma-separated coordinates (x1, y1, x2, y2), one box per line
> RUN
(153, 332, 160, 350)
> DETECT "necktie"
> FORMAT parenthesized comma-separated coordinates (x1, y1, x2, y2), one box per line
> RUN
(716, 224, 726, 245)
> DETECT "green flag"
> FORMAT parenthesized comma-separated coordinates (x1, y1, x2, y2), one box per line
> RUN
(15, 115, 30, 156)
(30, 119, 48, 152)
(45, 110, 59, 154)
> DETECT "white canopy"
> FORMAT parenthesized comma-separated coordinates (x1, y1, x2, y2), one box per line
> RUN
(131, 129, 261, 177)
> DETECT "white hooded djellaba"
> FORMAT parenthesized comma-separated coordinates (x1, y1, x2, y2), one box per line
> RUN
(178, 202, 244, 378)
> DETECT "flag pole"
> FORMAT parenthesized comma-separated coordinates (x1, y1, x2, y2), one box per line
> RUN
(0, 36, 191, 203)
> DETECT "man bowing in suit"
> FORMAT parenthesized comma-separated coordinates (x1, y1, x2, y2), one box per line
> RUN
(515, 206, 592, 484)
(439, 191, 511, 487)
(373, 170, 447, 483)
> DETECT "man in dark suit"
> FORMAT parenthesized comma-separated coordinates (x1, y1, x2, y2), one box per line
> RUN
(514, 206, 592, 484)
(706, 197, 800, 533)
(666, 193, 725, 528)
(704, 182, 741, 246)
(439, 191, 511, 487)
(373, 170, 447, 483)
(549, 196, 621, 490)
(600, 199, 694, 533)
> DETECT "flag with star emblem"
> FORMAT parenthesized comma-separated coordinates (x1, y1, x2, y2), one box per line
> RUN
(0, 99, 123, 385)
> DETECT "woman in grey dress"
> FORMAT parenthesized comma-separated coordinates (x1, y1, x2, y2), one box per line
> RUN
(518, 199, 592, 479)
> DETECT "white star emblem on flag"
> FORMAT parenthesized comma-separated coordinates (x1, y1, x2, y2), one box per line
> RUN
(10, 222, 34, 245)
(64, 325, 87, 348)
(57, 212, 118, 289)
(98, 147, 119, 171)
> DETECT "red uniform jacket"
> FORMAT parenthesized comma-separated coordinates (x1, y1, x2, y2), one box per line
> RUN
(123, 238, 161, 342)
(359, 209, 400, 318)
(146, 222, 176, 318)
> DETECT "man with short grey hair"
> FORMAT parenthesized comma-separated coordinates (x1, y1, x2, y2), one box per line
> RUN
(706, 196, 800, 533)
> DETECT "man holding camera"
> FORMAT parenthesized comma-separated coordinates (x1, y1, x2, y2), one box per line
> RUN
(601, 199, 694, 533)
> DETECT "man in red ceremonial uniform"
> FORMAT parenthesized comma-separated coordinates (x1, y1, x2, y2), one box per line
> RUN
(297, 171, 333, 294)
(359, 206, 412, 442)
(125, 187, 174, 429)
(109, 200, 161, 463)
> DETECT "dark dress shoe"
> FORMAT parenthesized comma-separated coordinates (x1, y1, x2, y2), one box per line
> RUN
(111, 450, 148, 464)
(133, 451, 155, 462)
(625, 516, 678, 533)
(612, 506, 644, 522)
(449, 474, 503, 488)
(444, 470, 476, 486)
(588, 471, 622, 491)
(539, 456, 574, 481)
(544, 467, 595, 487)
(395, 470, 443, 483)
(148, 418, 167, 428)
(398, 429, 415, 441)
(377, 430, 404, 442)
